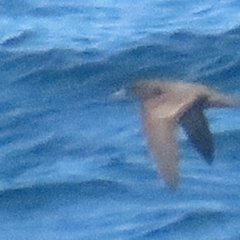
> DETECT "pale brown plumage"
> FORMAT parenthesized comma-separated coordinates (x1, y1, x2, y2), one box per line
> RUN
(132, 80, 239, 189)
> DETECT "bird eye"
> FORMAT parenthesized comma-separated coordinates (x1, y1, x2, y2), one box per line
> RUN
(152, 88, 162, 96)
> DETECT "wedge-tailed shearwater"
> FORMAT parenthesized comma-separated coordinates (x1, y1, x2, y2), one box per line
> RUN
(132, 80, 239, 189)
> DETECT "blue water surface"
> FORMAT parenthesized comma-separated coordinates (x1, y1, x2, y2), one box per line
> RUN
(0, 0, 240, 239)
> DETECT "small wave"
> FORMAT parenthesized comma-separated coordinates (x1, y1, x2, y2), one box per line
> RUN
(1, 30, 35, 47)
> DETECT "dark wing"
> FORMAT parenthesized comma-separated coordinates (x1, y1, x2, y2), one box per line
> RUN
(180, 104, 214, 164)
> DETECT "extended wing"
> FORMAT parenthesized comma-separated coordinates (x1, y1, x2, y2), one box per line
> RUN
(141, 94, 197, 189)
(180, 104, 214, 164)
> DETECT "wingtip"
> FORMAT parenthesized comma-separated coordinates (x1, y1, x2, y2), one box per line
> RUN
(200, 147, 214, 165)
(163, 173, 180, 191)
(204, 154, 214, 165)
(166, 181, 179, 191)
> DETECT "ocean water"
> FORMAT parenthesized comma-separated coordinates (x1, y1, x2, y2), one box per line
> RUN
(0, 0, 240, 239)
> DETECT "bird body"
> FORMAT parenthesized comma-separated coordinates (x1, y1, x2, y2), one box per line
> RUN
(132, 80, 239, 189)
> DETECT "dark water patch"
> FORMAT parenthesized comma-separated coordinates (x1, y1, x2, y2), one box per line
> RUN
(108, 44, 189, 79)
(12, 43, 190, 97)
(30, 5, 82, 17)
(139, 209, 228, 239)
(0, 180, 128, 212)
(11, 59, 110, 101)
(224, 25, 240, 36)
(0, 0, 31, 15)
(225, 235, 240, 240)
(0, 49, 76, 73)
(117, 44, 189, 64)
(200, 60, 240, 90)
(214, 129, 240, 163)
(95, 145, 120, 156)
(102, 160, 157, 184)
(1, 27, 240, 105)
(0, 135, 69, 179)
(195, 54, 234, 77)
(0, 49, 104, 83)
(161, 29, 240, 91)
(0, 100, 16, 114)
(169, 30, 218, 49)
